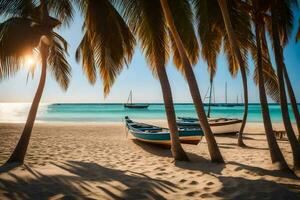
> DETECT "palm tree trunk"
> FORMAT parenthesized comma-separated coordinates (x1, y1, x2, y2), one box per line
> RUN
(271, 1, 300, 171)
(217, 0, 247, 147)
(6, 43, 48, 164)
(160, 0, 224, 163)
(254, 16, 290, 171)
(156, 64, 189, 161)
(282, 64, 300, 141)
(207, 78, 213, 118)
(237, 66, 248, 147)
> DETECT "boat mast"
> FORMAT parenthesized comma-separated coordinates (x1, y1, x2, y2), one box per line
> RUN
(213, 83, 216, 103)
(241, 93, 243, 104)
(225, 82, 228, 105)
(207, 79, 213, 118)
(127, 90, 133, 104)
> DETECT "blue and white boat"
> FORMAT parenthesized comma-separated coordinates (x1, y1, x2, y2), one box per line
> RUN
(177, 117, 242, 135)
(125, 116, 203, 145)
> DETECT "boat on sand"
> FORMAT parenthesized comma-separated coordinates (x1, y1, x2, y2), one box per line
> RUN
(125, 116, 203, 145)
(177, 117, 242, 135)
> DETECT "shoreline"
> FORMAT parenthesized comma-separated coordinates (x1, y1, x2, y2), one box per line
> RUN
(1, 118, 297, 125)
(0, 121, 297, 133)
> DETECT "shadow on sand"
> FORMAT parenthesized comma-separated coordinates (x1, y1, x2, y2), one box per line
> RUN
(132, 139, 300, 199)
(1, 140, 300, 199)
(213, 176, 300, 200)
(0, 163, 22, 173)
(0, 161, 178, 200)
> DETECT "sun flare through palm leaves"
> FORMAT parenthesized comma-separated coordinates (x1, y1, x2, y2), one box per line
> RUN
(24, 49, 39, 71)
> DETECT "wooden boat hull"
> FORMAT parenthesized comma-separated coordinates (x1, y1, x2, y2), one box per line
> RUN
(177, 117, 242, 135)
(210, 121, 242, 134)
(125, 117, 203, 145)
(129, 131, 203, 145)
(124, 104, 149, 109)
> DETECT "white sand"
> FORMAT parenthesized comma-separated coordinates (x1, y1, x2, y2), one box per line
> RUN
(0, 122, 299, 200)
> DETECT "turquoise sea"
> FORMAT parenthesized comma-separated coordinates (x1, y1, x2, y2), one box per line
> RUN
(0, 103, 298, 123)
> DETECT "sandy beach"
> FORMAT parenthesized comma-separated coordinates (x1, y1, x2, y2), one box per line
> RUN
(0, 122, 299, 200)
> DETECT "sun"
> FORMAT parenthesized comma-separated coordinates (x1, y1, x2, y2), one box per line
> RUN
(25, 56, 35, 66)
(24, 53, 38, 70)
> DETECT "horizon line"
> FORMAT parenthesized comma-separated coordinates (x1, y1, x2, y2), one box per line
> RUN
(1, 102, 298, 105)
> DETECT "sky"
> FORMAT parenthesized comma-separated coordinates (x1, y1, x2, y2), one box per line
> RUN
(0, 9, 300, 104)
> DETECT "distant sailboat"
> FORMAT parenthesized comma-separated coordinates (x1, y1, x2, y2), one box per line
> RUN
(124, 90, 149, 109)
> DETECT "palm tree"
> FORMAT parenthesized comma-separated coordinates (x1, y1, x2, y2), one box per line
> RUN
(160, 0, 224, 163)
(266, 0, 300, 143)
(0, 0, 71, 164)
(194, 0, 253, 135)
(216, 0, 250, 147)
(195, 0, 221, 118)
(278, 14, 300, 142)
(270, 0, 300, 171)
(248, 0, 291, 171)
(283, 62, 300, 142)
(97, 0, 189, 161)
(219, 0, 289, 171)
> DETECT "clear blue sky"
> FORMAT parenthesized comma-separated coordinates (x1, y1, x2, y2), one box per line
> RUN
(0, 10, 300, 103)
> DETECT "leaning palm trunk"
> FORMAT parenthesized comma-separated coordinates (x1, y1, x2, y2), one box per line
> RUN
(254, 17, 290, 171)
(217, 0, 247, 147)
(6, 43, 48, 164)
(156, 64, 189, 161)
(271, 1, 300, 171)
(237, 64, 248, 147)
(282, 65, 300, 141)
(160, 0, 224, 163)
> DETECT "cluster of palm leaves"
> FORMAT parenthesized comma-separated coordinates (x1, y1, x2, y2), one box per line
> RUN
(0, 0, 300, 173)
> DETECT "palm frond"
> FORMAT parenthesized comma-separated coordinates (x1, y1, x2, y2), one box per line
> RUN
(72, 0, 86, 14)
(223, 0, 253, 76)
(117, 0, 168, 76)
(251, 31, 280, 102)
(201, 30, 222, 80)
(167, 0, 199, 70)
(193, 0, 253, 77)
(47, 0, 74, 27)
(76, 33, 96, 84)
(265, 0, 297, 46)
(0, 0, 36, 17)
(77, 0, 135, 96)
(47, 32, 71, 90)
(0, 17, 45, 79)
(223, 35, 250, 77)
(193, 0, 223, 79)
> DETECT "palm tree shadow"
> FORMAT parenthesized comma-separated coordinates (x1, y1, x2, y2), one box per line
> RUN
(217, 142, 269, 150)
(132, 140, 225, 175)
(213, 175, 300, 200)
(0, 161, 178, 200)
(0, 162, 22, 173)
(228, 161, 300, 180)
(132, 140, 172, 158)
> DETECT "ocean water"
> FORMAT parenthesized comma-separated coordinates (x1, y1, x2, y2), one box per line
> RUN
(0, 103, 298, 123)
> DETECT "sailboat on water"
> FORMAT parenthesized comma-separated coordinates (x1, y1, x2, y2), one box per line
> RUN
(124, 90, 149, 109)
